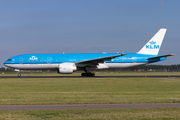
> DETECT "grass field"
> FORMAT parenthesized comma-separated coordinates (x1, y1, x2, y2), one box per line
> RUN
(1, 108, 180, 120)
(1, 72, 180, 119)
(0, 75, 180, 105)
(1, 71, 180, 76)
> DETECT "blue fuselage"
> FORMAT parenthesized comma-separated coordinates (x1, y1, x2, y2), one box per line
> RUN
(4, 53, 166, 70)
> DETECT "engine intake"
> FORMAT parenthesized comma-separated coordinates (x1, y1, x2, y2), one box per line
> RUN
(57, 63, 77, 74)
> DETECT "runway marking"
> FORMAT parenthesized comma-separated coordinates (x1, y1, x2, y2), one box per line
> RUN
(1, 103, 180, 111)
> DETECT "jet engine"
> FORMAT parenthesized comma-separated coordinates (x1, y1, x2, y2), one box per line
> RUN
(57, 63, 77, 74)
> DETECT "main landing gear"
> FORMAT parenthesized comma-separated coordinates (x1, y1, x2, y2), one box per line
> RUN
(81, 68, 95, 77)
(81, 72, 95, 77)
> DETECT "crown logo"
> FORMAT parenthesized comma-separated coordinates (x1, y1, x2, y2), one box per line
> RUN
(149, 41, 156, 45)
(30, 56, 38, 60)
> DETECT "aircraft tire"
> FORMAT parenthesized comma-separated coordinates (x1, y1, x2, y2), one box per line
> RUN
(18, 73, 21, 77)
(81, 73, 85, 77)
(91, 73, 95, 77)
(81, 73, 95, 77)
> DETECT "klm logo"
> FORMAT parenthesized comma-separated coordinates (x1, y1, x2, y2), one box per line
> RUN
(30, 56, 38, 60)
(146, 41, 159, 49)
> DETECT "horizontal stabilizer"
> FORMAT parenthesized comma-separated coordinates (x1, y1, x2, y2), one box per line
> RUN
(146, 54, 175, 60)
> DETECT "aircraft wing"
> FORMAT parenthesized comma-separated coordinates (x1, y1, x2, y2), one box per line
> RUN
(75, 54, 126, 66)
(146, 54, 175, 60)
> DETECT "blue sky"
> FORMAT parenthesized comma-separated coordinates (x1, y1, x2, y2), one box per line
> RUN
(0, 0, 180, 67)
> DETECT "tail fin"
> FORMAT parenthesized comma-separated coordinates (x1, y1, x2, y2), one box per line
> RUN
(138, 29, 167, 55)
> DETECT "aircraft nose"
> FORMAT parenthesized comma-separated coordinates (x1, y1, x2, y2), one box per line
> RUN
(3, 59, 11, 67)
(3, 61, 8, 67)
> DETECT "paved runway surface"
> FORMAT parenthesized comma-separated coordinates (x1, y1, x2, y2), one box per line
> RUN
(0, 103, 180, 111)
(0, 75, 180, 78)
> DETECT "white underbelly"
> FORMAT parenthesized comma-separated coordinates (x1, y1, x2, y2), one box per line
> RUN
(5, 64, 59, 70)
(105, 63, 147, 68)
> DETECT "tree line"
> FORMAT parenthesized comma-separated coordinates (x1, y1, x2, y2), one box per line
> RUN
(0, 67, 14, 72)
(0, 64, 180, 72)
(123, 64, 180, 71)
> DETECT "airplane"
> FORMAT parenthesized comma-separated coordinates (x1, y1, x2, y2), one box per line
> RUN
(4, 28, 174, 77)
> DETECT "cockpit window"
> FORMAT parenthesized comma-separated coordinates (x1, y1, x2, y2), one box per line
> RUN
(7, 59, 11, 61)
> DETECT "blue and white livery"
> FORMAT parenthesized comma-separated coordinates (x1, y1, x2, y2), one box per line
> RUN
(4, 29, 174, 77)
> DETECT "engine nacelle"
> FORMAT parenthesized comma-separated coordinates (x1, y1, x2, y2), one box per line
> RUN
(57, 63, 77, 74)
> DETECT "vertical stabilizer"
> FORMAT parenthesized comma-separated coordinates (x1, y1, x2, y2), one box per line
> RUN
(138, 29, 167, 55)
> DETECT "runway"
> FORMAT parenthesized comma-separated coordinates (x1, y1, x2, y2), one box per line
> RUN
(0, 103, 180, 111)
(0, 75, 180, 78)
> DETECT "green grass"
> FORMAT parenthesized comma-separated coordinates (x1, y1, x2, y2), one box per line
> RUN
(0, 77, 180, 105)
(1, 108, 180, 120)
(1, 71, 180, 76)
(1, 74, 180, 119)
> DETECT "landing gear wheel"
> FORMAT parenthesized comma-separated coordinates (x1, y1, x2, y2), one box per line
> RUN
(81, 73, 85, 76)
(81, 72, 95, 77)
(18, 73, 21, 77)
(91, 73, 95, 77)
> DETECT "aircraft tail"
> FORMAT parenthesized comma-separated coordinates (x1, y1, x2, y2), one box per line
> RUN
(138, 29, 167, 55)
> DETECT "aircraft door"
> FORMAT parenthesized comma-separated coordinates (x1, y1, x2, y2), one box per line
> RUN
(47, 57, 51, 64)
(133, 57, 137, 63)
(19, 58, 23, 64)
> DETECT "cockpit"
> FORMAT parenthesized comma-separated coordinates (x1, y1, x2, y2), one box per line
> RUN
(4, 58, 13, 68)
(7, 59, 12, 61)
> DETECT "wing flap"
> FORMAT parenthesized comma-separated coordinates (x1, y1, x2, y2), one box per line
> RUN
(146, 54, 175, 60)
(75, 54, 126, 66)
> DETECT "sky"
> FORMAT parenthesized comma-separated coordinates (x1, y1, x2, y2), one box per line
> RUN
(0, 0, 180, 67)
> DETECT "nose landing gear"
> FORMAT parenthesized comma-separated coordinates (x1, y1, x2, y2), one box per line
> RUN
(18, 73, 21, 77)
(15, 69, 21, 77)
